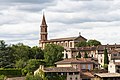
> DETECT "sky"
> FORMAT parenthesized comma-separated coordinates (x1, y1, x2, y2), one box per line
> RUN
(0, 0, 120, 46)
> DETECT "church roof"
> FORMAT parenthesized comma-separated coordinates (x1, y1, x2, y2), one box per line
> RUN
(50, 37, 76, 41)
(43, 35, 87, 42)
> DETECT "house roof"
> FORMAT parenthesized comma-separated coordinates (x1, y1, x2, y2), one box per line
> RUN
(81, 72, 94, 78)
(110, 50, 119, 54)
(94, 73, 120, 78)
(55, 58, 99, 65)
(69, 47, 96, 51)
(97, 45, 120, 51)
(43, 67, 79, 72)
(109, 49, 120, 54)
(115, 62, 120, 66)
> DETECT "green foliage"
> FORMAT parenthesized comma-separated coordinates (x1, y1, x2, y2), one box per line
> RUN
(76, 52, 81, 58)
(75, 41, 87, 47)
(0, 75, 6, 80)
(44, 44, 64, 66)
(104, 48, 109, 65)
(84, 52, 88, 58)
(0, 40, 7, 50)
(0, 40, 46, 76)
(11, 43, 44, 61)
(75, 39, 101, 47)
(103, 64, 108, 70)
(32, 46, 44, 59)
(25, 74, 43, 80)
(15, 59, 26, 68)
(0, 68, 22, 77)
(0, 40, 14, 68)
(46, 73, 66, 80)
(87, 39, 101, 46)
(11, 43, 31, 61)
(24, 59, 45, 73)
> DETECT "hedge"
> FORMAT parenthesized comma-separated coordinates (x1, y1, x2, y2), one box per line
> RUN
(0, 68, 22, 77)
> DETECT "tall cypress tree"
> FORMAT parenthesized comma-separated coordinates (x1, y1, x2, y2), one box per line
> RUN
(84, 52, 88, 58)
(77, 52, 81, 58)
(104, 48, 109, 64)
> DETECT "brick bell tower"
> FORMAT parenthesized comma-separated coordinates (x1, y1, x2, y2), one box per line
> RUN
(40, 14, 48, 42)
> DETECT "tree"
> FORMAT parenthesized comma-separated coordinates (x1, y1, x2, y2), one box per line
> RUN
(0, 40, 14, 68)
(24, 59, 45, 73)
(87, 39, 101, 46)
(104, 48, 109, 64)
(0, 40, 7, 50)
(11, 43, 31, 61)
(76, 52, 81, 58)
(44, 44, 64, 66)
(75, 41, 87, 47)
(15, 59, 26, 68)
(84, 52, 88, 58)
(31, 46, 44, 59)
(104, 48, 109, 69)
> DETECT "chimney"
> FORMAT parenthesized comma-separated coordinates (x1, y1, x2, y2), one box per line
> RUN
(115, 43, 117, 49)
(39, 65, 44, 70)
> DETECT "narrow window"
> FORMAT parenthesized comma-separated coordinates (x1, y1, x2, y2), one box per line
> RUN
(82, 64, 86, 69)
(88, 64, 91, 70)
(70, 42, 72, 47)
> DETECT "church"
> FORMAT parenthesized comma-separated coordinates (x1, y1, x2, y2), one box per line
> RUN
(39, 14, 87, 49)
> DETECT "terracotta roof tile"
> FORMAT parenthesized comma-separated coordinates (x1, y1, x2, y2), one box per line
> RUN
(42, 35, 87, 42)
(95, 73, 120, 77)
(115, 62, 120, 65)
(81, 72, 94, 78)
(44, 67, 78, 72)
(55, 58, 99, 65)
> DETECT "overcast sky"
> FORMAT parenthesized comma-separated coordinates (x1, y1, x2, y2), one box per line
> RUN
(0, 0, 120, 46)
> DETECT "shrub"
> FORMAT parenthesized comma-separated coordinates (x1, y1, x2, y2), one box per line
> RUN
(0, 75, 6, 80)
(25, 74, 43, 80)
(0, 68, 22, 77)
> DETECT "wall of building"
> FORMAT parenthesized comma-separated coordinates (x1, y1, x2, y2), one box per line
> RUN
(97, 53, 111, 66)
(57, 64, 72, 67)
(67, 72, 81, 80)
(80, 63, 93, 70)
(108, 61, 116, 73)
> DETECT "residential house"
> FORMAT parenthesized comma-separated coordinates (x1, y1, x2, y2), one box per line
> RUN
(34, 66, 81, 80)
(55, 58, 100, 71)
(108, 49, 120, 73)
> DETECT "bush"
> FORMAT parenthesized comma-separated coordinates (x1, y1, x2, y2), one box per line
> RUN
(0, 68, 22, 77)
(25, 74, 43, 80)
(0, 75, 6, 80)
(24, 59, 45, 74)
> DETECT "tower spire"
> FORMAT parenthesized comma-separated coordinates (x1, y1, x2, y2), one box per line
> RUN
(40, 13, 48, 41)
(41, 13, 47, 26)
